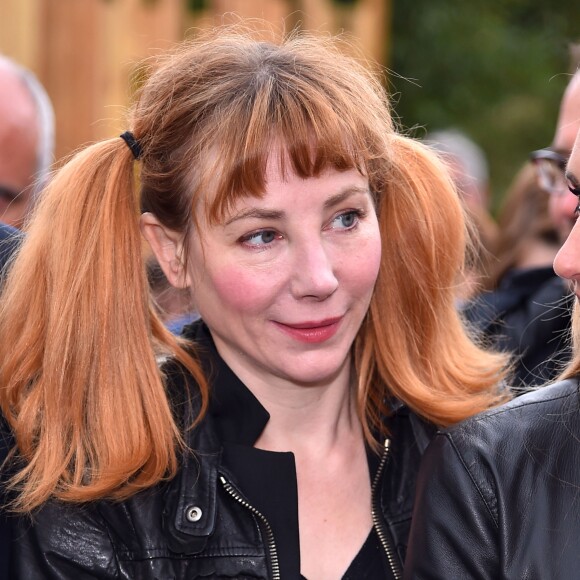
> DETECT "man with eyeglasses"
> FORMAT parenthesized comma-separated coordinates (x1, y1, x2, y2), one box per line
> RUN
(465, 67, 580, 390)
(502, 67, 580, 386)
(530, 69, 580, 245)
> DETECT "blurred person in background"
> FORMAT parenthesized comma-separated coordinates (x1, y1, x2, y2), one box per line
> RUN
(488, 164, 561, 283)
(459, 56, 580, 391)
(463, 162, 572, 388)
(0, 25, 509, 579)
(0, 55, 198, 339)
(425, 128, 492, 212)
(0, 55, 54, 230)
(0, 54, 52, 579)
(424, 129, 499, 303)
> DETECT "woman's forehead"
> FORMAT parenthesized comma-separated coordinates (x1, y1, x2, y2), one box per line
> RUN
(195, 134, 366, 225)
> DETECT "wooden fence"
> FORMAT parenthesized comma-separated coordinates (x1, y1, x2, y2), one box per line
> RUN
(0, 0, 390, 161)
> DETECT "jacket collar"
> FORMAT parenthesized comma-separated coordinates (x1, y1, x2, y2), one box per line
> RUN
(162, 320, 273, 552)
(182, 320, 270, 446)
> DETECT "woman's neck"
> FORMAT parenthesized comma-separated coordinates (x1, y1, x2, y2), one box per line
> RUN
(222, 353, 361, 455)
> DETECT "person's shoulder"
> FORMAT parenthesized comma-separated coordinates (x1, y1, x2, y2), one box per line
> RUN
(0, 222, 22, 270)
(443, 378, 580, 451)
(468, 378, 578, 421)
(0, 222, 19, 239)
(12, 499, 119, 578)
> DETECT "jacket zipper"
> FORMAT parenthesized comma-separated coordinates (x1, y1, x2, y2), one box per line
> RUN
(219, 475, 281, 580)
(371, 438, 403, 580)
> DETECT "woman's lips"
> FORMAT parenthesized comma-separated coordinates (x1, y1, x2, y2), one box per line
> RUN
(273, 317, 343, 344)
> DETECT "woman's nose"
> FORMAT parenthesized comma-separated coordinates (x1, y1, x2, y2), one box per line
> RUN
(289, 240, 339, 300)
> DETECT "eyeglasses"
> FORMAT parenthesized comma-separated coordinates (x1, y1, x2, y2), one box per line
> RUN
(529, 148, 570, 196)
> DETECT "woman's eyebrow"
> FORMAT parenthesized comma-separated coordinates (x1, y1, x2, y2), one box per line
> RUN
(224, 208, 284, 226)
(224, 185, 370, 226)
(323, 186, 371, 210)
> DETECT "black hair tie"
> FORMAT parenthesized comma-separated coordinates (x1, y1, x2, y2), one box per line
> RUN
(120, 131, 143, 160)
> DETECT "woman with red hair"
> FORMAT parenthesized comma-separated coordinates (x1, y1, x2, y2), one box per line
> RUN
(0, 24, 508, 579)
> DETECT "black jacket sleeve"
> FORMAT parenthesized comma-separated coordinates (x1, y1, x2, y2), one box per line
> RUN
(403, 433, 499, 579)
(12, 502, 120, 579)
(0, 413, 14, 578)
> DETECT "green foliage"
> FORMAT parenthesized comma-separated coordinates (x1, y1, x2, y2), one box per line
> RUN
(186, 0, 207, 11)
(390, 0, 579, 211)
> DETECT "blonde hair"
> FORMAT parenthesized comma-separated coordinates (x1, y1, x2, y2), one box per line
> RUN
(0, 25, 509, 512)
(557, 305, 579, 380)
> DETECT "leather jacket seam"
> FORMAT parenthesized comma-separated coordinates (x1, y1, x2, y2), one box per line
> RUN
(443, 432, 499, 528)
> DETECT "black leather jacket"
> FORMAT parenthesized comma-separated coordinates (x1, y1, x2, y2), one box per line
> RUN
(10, 322, 436, 579)
(404, 378, 580, 579)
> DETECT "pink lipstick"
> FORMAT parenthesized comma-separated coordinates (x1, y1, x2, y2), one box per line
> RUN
(273, 317, 342, 344)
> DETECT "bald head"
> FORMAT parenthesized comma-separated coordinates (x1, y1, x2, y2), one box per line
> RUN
(0, 57, 54, 229)
(549, 70, 580, 244)
(554, 70, 580, 152)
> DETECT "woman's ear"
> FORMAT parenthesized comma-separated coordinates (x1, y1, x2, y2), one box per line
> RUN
(140, 212, 191, 289)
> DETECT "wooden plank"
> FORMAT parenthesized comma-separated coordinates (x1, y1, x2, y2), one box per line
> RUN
(1, 0, 390, 161)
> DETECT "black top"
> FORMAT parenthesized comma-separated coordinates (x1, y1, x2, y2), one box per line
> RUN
(0, 222, 21, 280)
(463, 266, 572, 389)
(199, 323, 392, 579)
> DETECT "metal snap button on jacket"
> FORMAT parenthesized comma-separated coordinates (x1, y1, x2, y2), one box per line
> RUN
(186, 506, 203, 522)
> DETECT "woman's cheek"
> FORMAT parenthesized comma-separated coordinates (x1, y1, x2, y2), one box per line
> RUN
(209, 265, 280, 312)
(351, 233, 382, 292)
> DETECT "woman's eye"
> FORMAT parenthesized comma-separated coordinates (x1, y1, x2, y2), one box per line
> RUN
(240, 229, 281, 247)
(330, 210, 362, 230)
